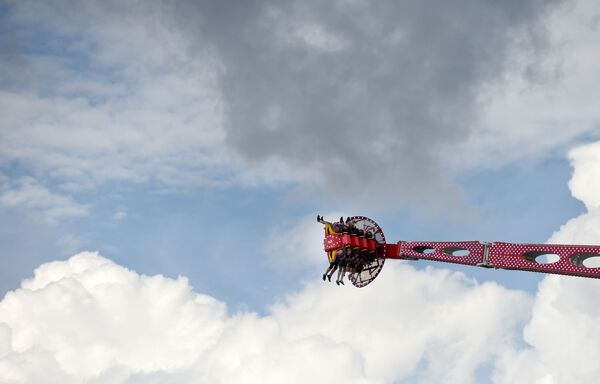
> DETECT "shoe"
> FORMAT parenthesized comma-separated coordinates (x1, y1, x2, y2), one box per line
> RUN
(327, 275, 332, 282)
(322, 274, 326, 281)
(340, 281, 344, 285)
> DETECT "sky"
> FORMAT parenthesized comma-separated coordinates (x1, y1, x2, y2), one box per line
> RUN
(1, 0, 600, 383)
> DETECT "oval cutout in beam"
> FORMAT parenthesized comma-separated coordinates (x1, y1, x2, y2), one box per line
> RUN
(523, 251, 560, 265)
(442, 247, 470, 257)
(570, 253, 600, 269)
(413, 246, 435, 254)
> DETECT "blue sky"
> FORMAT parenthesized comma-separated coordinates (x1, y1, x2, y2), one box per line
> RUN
(0, 156, 583, 309)
(2, 1, 600, 383)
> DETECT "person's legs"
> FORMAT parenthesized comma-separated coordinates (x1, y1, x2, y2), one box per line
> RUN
(336, 267, 344, 285)
(326, 259, 338, 280)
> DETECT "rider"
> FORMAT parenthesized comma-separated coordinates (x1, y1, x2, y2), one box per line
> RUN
(323, 246, 348, 282)
(317, 215, 347, 233)
(337, 247, 362, 285)
(319, 215, 367, 285)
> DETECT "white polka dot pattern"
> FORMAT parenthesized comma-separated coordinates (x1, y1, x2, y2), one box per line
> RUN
(394, 240, 600, 278)
(397, 241, 485, 266)
(488, 242, 600, 278)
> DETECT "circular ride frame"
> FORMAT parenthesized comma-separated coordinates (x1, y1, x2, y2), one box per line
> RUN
(346, 216, 387, 288)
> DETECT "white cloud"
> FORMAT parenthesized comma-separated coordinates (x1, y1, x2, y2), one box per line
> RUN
(0, 252, 530, 384)
(492, 275, 600, 384)
(0, 252, 227, 383)
(491, 139, 600, 384)
(567, 142, 600, 211)
(0, 177, 89, 223)
(548, 141, 600, 245)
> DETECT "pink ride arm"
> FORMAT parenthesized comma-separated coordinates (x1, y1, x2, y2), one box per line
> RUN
(385, 240, 600, 279)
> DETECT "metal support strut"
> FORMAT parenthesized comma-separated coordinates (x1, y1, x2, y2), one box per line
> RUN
(477, 241, 493, 268)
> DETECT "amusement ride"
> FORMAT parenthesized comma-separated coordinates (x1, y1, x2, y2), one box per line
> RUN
(319, 215, 600, 287)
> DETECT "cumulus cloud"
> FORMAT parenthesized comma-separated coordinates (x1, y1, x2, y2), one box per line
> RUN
(549, 141, 600, 244)
(490, 140, 600, 384)
(0, 252, 227, 383)
(567, 142, 600, 211)
(493, 275, 600, 384)
(0, 252, 530, 384)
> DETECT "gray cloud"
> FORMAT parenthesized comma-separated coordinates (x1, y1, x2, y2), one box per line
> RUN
(0, 0, 566, 209)
(171, 0, 562, 203)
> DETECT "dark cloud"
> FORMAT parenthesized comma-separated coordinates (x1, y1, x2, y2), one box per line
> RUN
(172, 0, 561, 204)
(1, 0, 564, 208)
